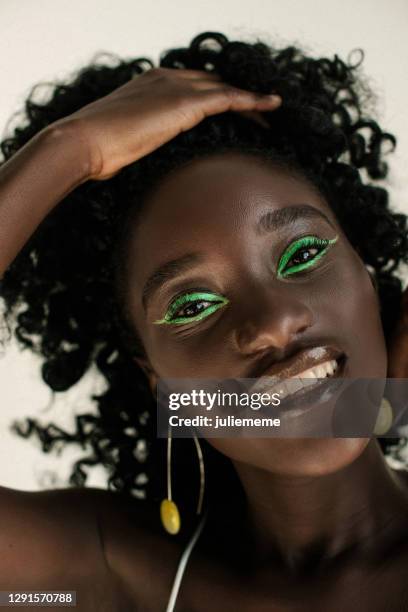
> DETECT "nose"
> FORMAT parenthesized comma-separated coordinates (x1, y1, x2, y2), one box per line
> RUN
(233, 290, 314, 356)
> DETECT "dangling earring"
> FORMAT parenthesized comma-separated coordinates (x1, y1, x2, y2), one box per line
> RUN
(160, 426, 205, 535)
(193, 432, 205, 516)
(374, 397, 393, 436)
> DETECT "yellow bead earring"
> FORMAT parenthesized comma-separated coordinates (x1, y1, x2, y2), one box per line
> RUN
(160, 426, 205, 535)
(374, 397, 394, 436)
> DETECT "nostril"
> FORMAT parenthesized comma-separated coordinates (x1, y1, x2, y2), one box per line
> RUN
(232, 297, 313, 354)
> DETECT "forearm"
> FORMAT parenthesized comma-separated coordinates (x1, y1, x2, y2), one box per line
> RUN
(0, 120, 90, 276)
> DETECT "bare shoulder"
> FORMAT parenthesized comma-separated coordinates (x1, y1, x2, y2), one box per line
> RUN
(94, 488, 187, 609)
(0, 484, 103, 563)
(0, 484, 181, 610)
(0, 485, 132, 609)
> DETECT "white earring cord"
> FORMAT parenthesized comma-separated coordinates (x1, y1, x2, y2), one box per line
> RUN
(165, 512, 208, 612)
(167, 424, 172, 500)
(192, 432, 205, 515)
(167, 428, 205, 512)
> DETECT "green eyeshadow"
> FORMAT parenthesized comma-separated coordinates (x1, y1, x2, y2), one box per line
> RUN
(154, 291, 229, 325)
(278, 235, 338, 278)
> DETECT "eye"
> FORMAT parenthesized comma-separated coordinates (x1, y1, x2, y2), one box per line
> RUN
(277, 235, 338, 278)
(153, 291, 229, 326)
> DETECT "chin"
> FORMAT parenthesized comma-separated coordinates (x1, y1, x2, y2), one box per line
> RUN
(212, 436, 371, 479)
(266, 437, 371, 477)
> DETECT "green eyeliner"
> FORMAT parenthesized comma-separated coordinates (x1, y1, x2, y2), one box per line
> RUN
(153, 291, 229, 325)
(277, 235, 338, 278)
(153, 236, 337, 325)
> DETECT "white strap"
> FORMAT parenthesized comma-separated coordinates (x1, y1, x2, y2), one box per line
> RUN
(165, 513, 208, 612)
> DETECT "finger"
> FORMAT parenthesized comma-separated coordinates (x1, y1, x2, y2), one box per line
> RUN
(196, 87, 282, 116)
(189, 79, 235, 91)
(162, 68, 222, 81)
(235, 110, 271, 129)
(253, 96, 283, 111)
(181, 71, 222, 82)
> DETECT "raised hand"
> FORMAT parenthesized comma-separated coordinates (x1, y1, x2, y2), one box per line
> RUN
(56, 67, 281, 180)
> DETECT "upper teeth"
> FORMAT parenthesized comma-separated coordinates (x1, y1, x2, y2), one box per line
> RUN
(253, 359, 339, 401)
(296, 359, 338, 379)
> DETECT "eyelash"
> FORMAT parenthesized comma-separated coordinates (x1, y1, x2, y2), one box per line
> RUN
(277, 234, 338, 278)
(153, 291, 229, 326)
(153, 234, 338, 326)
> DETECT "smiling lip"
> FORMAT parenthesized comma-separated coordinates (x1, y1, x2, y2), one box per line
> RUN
(270, 357, 346, 418)
(250, 346, 345, 393)
(247, 345, 347, 423)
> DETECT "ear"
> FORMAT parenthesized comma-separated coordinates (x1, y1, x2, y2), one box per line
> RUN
(388, 286, 408, 378)
(133, 356, 158, 395)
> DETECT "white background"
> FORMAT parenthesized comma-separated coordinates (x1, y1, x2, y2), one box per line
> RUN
(0, 0, 407, 490)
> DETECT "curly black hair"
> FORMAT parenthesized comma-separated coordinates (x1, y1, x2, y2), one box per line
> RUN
(0, 31, 407, 523)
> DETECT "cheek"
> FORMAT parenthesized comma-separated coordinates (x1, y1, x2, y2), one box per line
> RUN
(344, 265, 386, 376)
(310, 252, 386, 377)
(139, 332, 226, 378)
(140, 310, 239, 378)
(154, 346, 233, 379)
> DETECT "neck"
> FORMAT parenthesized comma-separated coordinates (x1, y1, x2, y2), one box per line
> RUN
(230, 439, 408, 571)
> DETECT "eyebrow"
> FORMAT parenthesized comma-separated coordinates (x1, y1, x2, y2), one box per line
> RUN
(142, 252, 203, 311)
(256, 204, 335, 235)
(142, 204, 335, 311)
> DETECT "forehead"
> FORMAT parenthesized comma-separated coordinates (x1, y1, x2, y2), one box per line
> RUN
(128, 153, 332, 262)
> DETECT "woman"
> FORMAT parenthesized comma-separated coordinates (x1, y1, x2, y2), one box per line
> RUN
(1, 31, 408, 611)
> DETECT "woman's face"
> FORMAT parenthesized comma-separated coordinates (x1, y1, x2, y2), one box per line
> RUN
(124, 152, 387, 476)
